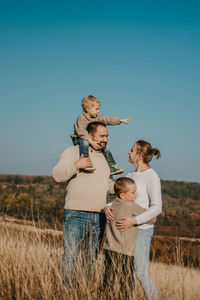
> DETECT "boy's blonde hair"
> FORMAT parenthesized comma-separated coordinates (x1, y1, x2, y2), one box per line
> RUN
(81, 95, 101, 112)
(114, 177, 136, 198)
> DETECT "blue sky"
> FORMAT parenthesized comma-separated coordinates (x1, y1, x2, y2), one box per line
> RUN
(0, 0, 200, 182)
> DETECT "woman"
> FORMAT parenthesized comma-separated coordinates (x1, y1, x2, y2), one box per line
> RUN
(104, 140, 162, 300)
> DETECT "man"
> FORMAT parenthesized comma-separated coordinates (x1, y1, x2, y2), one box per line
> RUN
(52, 122, 114, 286)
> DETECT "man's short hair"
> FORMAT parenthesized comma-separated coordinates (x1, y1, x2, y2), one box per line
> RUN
(87, 122, 107, 135)
(114, 177, 136, 198)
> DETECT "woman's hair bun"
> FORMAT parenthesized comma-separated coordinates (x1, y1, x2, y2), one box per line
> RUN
(136, 140, 161, 163)
(152, 148, 161, 159)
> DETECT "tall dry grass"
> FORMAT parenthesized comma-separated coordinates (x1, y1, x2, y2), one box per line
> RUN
(0, 219, 200, 300)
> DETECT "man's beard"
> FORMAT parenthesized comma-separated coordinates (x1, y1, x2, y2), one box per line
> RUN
(98, 141, 107, 149)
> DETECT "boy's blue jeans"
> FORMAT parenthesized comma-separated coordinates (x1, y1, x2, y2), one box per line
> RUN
(73, 138, 90, 157)
(62, 209, 106, 287)
(73, 138, 116, 167)
(134, 228, 158, 300)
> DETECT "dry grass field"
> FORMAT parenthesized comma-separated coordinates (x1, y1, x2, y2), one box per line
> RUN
(0, 217, 200, 300)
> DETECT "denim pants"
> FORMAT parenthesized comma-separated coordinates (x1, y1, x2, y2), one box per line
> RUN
(62, 209, 106, 286)
(73, 138, 90, 157)
(102, 147, 116, 167)
(134, 228, 158, 300)
(73, 138, 116, 167)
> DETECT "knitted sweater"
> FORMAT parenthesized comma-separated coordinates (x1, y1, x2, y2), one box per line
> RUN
(103, 198, 156, 256)
(73, 113, 121, 141)
(106, 168, 162, 229)
(52, 145, 114, 212)
(126, 168, 162, 229)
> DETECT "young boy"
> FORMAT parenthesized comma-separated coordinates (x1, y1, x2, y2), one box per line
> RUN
(71, 95, 130, 175)
(103, 177, 156, 295)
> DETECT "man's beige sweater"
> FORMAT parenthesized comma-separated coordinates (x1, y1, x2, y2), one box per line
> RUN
(73, 113, 121, 141)
(103, 198, 156, 256)
(52, 145, 113, 212)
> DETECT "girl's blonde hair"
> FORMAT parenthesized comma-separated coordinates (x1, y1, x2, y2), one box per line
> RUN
(81, 95, 101, 112)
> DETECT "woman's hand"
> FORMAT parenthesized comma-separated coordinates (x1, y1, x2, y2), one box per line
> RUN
(104, 206, 114, 222)
(115, 216, 137, 232)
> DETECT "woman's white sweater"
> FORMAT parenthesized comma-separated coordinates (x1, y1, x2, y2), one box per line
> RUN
(126, 168, 162, 229)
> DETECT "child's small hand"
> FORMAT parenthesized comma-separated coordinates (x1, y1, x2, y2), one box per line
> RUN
(89, 140, 102, 150)
(120, 118, 131, 124)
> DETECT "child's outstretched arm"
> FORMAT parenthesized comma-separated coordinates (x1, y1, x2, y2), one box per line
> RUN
(97, 116, 131, 126)
(120, 118, 131, 124)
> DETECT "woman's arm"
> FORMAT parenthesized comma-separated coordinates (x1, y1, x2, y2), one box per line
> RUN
(115, 172, 162, 231)
(135, 172, 162, 225)
(115, 216, 137, 231)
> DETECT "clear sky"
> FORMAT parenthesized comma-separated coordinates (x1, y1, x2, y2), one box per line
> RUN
(0, 0, 199, 182)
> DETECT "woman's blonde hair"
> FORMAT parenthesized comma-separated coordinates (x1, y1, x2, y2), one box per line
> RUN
(81, 95, 101, 112)
(136, 140, 161, 164)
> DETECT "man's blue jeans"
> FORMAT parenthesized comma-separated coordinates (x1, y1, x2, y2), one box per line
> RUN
(62, 209, 106, 286)
(134, 228, 158, 300)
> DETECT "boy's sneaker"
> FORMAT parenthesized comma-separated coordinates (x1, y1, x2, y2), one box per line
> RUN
(110, 164, 124, 175)
(82, 166, 96, 172)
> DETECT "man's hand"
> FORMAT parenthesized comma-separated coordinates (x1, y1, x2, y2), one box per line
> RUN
(89, 140, 102, 150)
(115, 216, 137, 232)
(120, 118, 131, 124)
(104, 206, 114, 222)
(74, 155, 93, 170)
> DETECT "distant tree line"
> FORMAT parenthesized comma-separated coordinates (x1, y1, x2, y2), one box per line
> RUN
(0, 175, 199, 235)
(161, 180, 200, 201)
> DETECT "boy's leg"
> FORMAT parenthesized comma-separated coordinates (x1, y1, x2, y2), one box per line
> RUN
(104, 251, 134, 298)
(134, 228, 158, 300)
(118, 254, 134, 299)
(121, 255, 135, 292)
(76, 138, 89, 157)
(102, 146, 116, 167)
(103, 250, 117, 289)
(75, 138, 95, 171)
(103, 147, 124, 175)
